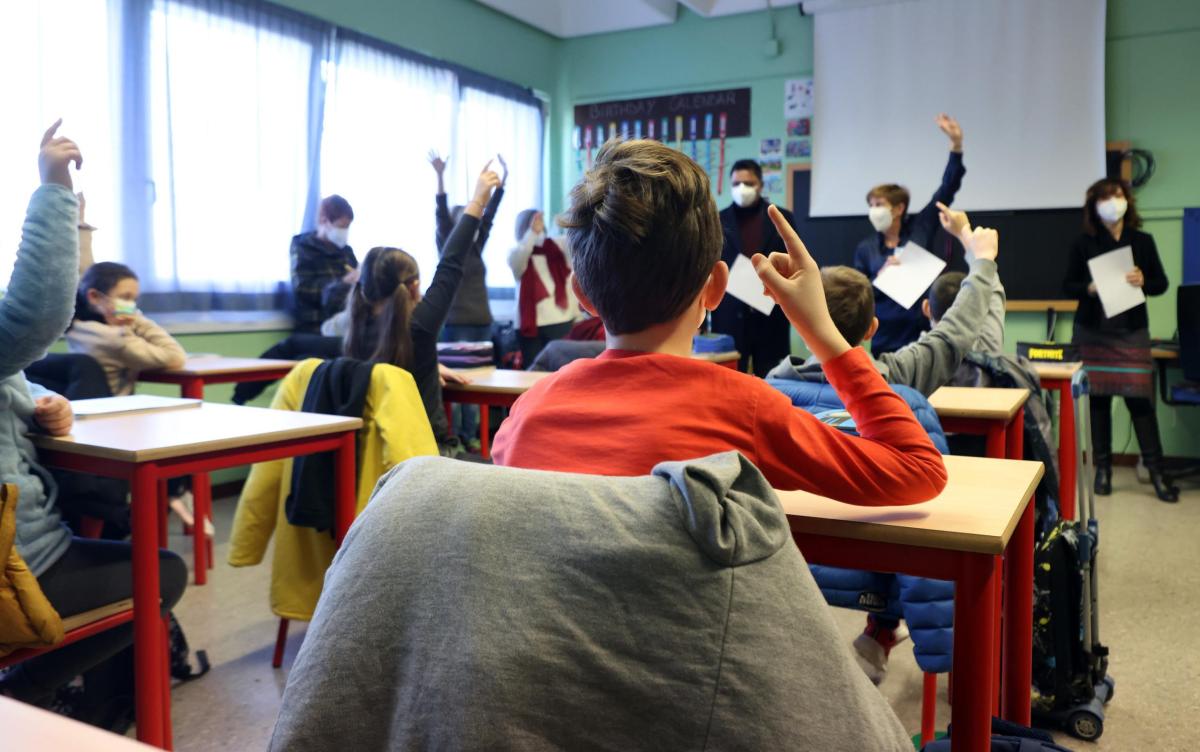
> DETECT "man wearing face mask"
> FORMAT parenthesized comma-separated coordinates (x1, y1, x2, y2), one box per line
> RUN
(711, 159, 798, 376)
(289, 194, 358, 334)
(853, 114, 966, 355)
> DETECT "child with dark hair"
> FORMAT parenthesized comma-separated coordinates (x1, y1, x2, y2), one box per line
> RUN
(66, 262, 186, 396)
(290, 194, 358, 334)
(492, 139, 946, 507)
(324, 163, 501, 455)
(508, 208, 579, 367)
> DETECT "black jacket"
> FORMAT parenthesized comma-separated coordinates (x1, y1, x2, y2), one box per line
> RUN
(711, 199, 796, 361)
(436, 187, 504, 327)
(1063, 227, 1169, 332)
(290, 232, 357, 334)
(286, 358, 374, 531)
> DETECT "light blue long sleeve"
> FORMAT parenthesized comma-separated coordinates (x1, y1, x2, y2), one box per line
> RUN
(0, 184, 79, 379)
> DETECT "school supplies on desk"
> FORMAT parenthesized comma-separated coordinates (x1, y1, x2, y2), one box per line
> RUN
(72, 395, 202, 419)
(1087, 246, 1146, 319)
(725, 255, 777, 316)
(871, 241, 946, 310)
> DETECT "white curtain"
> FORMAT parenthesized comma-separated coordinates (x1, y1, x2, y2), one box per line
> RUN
(147, 0, 316, 292)
(0, 0, 120, 282)
(319, 37, 458, 288)
(452, 86, 544, 287)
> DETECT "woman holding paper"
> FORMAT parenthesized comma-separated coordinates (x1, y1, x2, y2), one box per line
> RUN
(1064, 178, 1177, 502)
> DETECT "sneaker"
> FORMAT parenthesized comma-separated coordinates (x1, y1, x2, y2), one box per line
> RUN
(466, 438, 482, 454)
(852, 621, 910, 685)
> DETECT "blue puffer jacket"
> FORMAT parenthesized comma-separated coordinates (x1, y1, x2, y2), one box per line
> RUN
(768, 378, 955, 673)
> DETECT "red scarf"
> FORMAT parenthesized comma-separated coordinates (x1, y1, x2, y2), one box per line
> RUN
(518, 237, 570, 337)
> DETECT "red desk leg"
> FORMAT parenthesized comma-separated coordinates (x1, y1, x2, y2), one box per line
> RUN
(178, 377, 205, 400)
(952, 552, 997, 752)
(1006, 409, 1025, 461)
(334, 431, 357, 545)
(479, 405, 491, 460)
(1002, 497, 1035, 725)
(131, 463, 167, 748)
(191, 473, 211, 585)
(993, 554, 1003, 714)
(157, 479, 169, 549)
(986, 423, 1007, 459)
(1057, 380, 1076, 521)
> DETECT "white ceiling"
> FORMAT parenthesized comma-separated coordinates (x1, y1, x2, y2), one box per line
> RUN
(475, 0, 803, 39)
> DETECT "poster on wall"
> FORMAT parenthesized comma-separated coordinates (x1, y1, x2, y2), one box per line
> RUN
(760, 138, 782, 159)
(786, 139, 811, 158)
(784, 78, 813, 119)
(573, 88, 752, 142)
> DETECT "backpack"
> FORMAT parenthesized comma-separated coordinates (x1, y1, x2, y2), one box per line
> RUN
(955, 352, 1061, 535)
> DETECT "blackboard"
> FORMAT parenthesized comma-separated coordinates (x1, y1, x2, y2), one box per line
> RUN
(786, 161, 1124, 303)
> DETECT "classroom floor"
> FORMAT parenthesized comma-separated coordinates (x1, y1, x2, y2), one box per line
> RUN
(159, 466, 1199, 751)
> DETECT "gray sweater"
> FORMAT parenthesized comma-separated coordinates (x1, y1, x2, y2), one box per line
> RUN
(270, 452, 912, 752)
(770, 256, 1003, 396)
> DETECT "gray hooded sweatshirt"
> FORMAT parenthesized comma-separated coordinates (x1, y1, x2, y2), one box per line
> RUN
(270, 452, 912, 752)
(769, 256, 1004, 396)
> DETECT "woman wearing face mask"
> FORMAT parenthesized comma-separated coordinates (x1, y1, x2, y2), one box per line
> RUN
(711, 158, 799, 376)
(290, 194, 358, 334)
(1064, 178, 1177, 502)
(853, 114, 966, 355)
(509, 209, 580, 367)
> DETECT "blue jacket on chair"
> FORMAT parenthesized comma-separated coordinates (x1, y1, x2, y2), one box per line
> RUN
(767, 377, 955, 673)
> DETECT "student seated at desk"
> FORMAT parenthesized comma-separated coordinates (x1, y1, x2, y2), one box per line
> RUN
(0, 122, 187, 719)
(66, 263, 186, 397)
(492, 139, 947, 505)
(769, 204, 1000, 397)
(324, 162, 501, 457)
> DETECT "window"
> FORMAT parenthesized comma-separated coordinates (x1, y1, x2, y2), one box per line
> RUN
(2, 0, 544, 307)
(0, 0, 119, 279)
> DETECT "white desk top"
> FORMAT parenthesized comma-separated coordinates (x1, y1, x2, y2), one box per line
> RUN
(779, 455, 1043, 555)
(1, 695, 155, 750)
(33, 403, 361, 463)
(928, 386, 1029, 421)
(142, 356, 296, 377)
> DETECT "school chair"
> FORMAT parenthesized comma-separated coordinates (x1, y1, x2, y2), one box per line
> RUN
(269, 452, 914, 752)
(1163, 284, 1200, 481)
(225, 358, 437, 667)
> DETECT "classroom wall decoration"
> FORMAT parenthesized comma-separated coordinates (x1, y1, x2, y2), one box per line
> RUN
(572, 87, 751, 193)
(783, 78, 813, 120)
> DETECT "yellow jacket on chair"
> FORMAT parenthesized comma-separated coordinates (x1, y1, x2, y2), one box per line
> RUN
(228, 359, 438, 621)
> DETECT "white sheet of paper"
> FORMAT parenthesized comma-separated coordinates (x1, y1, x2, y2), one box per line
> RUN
(871, 242, 947, 310)
(72, 395, 202, 419)
(1087, 246, 1145, 319)
(725, 254, 777, 316)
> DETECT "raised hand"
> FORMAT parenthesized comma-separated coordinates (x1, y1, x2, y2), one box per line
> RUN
(936, 113, 963, 152)
(427, 149, 448, 175)
(751, 204, 850, 362)
(466, 160, 501, 217)
(936, 201, 971, 242)
(961, 226, 999, 262)
(39, 119, 83, 189)
(497, 153, 509, 185)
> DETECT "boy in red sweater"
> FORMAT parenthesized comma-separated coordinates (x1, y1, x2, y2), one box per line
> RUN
(492, 140, 946, 506)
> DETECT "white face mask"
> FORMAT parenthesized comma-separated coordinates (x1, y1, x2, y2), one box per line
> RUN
(322, 225, 350, 249)
(868, 205, 894, 233)
(731, 183, 760, 208)
(1096, 197, 1128, 225)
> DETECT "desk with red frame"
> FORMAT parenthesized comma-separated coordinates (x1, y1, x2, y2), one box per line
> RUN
(33, 403, 361, 750)
(1029, 362, 1083, 520)
(139, 356, 297, 400)
(779, 454, 1043, 751)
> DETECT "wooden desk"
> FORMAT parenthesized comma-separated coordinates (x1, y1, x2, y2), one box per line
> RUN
(929, 387, 1030, 460)
(139, 356, 297, 399)
(33, 404, 361, 750)
(1030, 362, 1083, 521)
(780, 455, 1044, 751)
(443, 369, 550, 458)
(1, 695, 156, 751)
